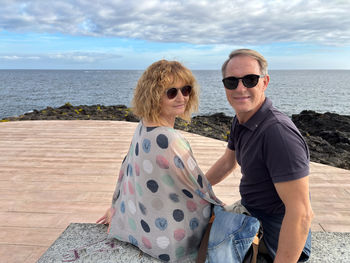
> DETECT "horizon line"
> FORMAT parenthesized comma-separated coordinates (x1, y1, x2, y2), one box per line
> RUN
(1, 68, 350, 71)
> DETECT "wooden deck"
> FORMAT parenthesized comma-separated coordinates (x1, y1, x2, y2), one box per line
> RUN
(1, 120, 349, 262)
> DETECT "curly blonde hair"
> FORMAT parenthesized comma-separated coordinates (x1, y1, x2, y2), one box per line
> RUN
(132, 60, 198, 123)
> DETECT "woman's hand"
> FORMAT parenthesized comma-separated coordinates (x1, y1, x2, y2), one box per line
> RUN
(96, 207, 116, 232)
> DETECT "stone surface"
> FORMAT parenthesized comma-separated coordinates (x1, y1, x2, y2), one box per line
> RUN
(292, 110, 350, 170)
(37, 223, 186, 263)
(37, 223, 350, 263)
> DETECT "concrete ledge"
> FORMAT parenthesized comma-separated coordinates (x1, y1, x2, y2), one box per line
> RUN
(37, 223, 350, 263)
(37, 223, 162, 263)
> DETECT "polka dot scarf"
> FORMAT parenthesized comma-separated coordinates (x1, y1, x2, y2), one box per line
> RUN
(108, 121, 222, 262)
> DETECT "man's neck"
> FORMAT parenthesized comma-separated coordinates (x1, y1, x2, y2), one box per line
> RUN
(236, 98, 266, 124)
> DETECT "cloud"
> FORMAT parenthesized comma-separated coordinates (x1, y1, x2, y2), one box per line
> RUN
(0, 52, 122, 63)
(1, 0, 350, 46)
(47, 52, 121, 63)
(0, 55, 40, 60)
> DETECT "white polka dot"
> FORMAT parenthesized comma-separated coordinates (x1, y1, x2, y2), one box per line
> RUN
(143, 159, 153, 174)
(156, 236, 170, 249)
(128, 200, 136, 214)
(202, 205, 211, 218)
(187, 156, 196, 171)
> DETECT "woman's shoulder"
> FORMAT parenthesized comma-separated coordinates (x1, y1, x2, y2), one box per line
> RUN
(140, 122, 183, 140)
(155, 126, 190, 148)
(137, 121, 191, 153)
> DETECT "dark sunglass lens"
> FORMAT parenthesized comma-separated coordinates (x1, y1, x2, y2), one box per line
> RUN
(181, 86, 192, 96)
(223, 77, 238, 90)
(166, 88, 178, 99)
(242, 75, 259, 88)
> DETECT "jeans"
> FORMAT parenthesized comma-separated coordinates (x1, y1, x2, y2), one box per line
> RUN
(205, 205, 260, 263)
(247, 207, 311, 262)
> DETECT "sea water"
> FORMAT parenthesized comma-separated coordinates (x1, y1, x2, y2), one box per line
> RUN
(1, 69, 349, 119)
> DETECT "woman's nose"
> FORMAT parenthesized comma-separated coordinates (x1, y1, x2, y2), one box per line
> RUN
(175, 90, 185, 100)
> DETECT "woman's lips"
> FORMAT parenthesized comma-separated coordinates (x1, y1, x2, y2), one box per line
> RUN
(174, 104, 186, 108)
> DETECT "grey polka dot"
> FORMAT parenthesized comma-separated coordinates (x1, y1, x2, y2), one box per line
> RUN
(169, 193, 180, 203)
(139, 202, 147, 215)
(152, 198, 164, 210)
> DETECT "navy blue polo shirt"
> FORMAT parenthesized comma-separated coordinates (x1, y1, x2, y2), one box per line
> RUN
(228, 98, 309, 214)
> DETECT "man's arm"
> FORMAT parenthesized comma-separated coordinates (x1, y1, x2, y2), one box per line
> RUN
(273, 176, 314, 263)
(205, 147, 237, 185)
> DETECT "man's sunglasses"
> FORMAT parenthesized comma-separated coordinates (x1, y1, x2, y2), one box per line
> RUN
(222, 74, 265, 90)
(166, 85, 192, 99)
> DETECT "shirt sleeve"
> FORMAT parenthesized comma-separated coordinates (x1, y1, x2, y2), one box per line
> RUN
(227, 118, 236, 151)
(263, 123, 310, 183)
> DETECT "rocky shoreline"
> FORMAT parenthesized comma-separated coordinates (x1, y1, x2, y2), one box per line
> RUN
(2, 103, 350, 170)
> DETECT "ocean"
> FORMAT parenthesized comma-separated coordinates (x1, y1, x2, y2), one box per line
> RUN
(1, 69, 349, 119)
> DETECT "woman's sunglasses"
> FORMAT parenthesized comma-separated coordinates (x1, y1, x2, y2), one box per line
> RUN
(222, 74, 265, 90)
(166, 85, 192, 100)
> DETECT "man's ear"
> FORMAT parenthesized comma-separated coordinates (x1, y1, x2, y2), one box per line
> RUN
(262, 75, 270, 91)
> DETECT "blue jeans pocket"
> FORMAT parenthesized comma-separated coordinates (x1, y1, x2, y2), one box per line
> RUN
(206, 205, 260, 263)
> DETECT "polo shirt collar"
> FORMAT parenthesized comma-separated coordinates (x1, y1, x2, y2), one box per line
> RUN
(240, 98, 272, 131)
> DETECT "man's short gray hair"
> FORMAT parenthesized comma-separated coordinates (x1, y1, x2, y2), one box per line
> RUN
(221, 49, 268, 78)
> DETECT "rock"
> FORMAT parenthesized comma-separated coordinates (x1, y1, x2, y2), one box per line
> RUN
(292, 111, 350, 170)
(2, 104, 139, 122)
(175, 112, 233, 141)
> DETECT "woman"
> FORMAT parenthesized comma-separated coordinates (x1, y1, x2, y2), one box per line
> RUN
(97, 60, 222, 262)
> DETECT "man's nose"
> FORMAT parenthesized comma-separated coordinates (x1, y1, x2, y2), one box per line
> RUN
(236, 79, 246, 91)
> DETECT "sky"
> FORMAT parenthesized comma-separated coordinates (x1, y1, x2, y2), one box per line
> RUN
(1, 0, 350, 70)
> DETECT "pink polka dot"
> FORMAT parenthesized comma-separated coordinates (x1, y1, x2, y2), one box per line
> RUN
(128, 181, 134, 195)
(199, 199, 209, 205)
(174, 229, 186, 241)
(156, 155, 169, 169)
(118, 170, 124, 182)
(142, 236, 152, 249)
(186, 200, 197, 212)
(123, 181, 127, 194)
(135, 163, 140, 176)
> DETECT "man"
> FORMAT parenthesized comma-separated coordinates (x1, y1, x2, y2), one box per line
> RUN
(206, 49, 313, 262)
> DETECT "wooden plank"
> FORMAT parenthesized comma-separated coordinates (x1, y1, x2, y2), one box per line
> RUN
(1, 120, 350, 262)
